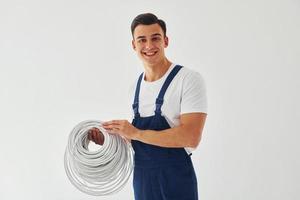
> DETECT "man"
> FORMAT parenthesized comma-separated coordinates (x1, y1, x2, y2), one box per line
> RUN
(88, 13, 207, 200)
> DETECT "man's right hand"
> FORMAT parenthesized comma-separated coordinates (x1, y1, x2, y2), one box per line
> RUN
(87, 127, 104, 145)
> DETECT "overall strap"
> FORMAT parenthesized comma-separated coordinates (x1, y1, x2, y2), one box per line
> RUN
(155, 65, 183, 115)
(132, 72, 144, 117)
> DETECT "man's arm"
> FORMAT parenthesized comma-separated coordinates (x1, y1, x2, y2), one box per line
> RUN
(135, 113, 207, 148)
(102, 112, 207, 148)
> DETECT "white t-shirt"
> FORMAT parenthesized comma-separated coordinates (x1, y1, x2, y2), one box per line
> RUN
(129, 63, 208, 153)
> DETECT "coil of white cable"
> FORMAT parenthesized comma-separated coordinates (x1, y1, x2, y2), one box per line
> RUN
(64, 120, 134, 196)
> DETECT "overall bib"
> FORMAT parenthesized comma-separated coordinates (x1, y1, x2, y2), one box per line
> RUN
(131, 65, 198, 200)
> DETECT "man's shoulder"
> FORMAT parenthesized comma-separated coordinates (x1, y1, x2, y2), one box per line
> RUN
(177, 65, 204, 82)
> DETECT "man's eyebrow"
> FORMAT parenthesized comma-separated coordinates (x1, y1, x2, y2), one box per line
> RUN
(136, 33, 162, 40)
(151, 33, 162, 37)
(136, 36, 146, 40)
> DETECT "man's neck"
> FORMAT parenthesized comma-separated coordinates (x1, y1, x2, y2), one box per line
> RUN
(143, 58, 172, 82)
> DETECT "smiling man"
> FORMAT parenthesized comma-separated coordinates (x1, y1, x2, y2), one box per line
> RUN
(89, 13, 207, 200)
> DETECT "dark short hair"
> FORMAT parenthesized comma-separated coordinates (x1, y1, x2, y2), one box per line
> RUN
(131, 13, 167, 37)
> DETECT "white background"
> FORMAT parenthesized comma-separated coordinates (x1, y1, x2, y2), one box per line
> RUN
(0, 0, 299, 199)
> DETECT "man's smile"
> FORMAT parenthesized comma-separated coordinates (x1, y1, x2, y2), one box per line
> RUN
(142, 51, 158, 57)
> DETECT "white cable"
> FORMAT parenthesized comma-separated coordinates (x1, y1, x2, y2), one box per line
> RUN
(64, 120, 134, 196)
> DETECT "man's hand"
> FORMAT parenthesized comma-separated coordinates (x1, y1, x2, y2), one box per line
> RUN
(87, 127, 105, 145)
(102, 120, 140, 140)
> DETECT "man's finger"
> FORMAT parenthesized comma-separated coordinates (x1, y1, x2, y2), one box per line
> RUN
(103, 123, 122, 130)
(88, 130, 94, 140)
(94, 131, 100, 144)
(103, 120, 121, 126)
(102, 124, 114, 129)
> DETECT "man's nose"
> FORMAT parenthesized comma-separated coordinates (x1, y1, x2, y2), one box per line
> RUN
(145, 40, 154, 49)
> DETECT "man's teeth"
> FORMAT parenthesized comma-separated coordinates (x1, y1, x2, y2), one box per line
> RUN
(144, 52, 156, 56)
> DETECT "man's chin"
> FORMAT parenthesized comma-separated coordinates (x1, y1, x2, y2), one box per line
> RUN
(143, 60, 158, 66)
(142, 57, 160, 65)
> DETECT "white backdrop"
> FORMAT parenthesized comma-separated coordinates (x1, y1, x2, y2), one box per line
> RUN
(0, 0, 299, 199)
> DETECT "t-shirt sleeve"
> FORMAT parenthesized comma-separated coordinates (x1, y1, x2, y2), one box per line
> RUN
(180, 71, 208, 114)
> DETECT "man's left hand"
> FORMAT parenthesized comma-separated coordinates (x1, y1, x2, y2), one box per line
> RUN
(102, 120, 140, 140)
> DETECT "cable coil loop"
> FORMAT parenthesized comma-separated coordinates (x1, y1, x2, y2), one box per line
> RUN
(64, 120, 134, 196)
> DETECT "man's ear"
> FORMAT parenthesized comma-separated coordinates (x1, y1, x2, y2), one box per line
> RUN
(132, 40, 136, 50)
(164, 36, 169, 48)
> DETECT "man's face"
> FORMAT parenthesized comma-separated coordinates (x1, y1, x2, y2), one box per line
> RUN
(132, 23, 169, 65)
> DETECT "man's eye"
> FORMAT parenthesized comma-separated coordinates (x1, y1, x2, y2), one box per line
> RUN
(152, 37, 160, 41)
(138, 39, 146, 43)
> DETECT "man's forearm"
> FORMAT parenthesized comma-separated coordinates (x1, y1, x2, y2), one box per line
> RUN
(134, 125, 201, 148)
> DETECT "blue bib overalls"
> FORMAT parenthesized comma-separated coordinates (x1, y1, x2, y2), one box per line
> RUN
(131, 65, 198, 200)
